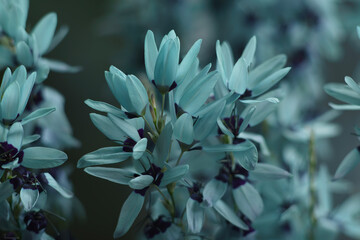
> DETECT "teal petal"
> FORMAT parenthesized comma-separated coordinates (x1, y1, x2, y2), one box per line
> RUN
(90, 113, 126, 141)
(129, 175, 154, 189)
(216, 41, 234, 84)
(144, 30, 158, 81)
(251, 67, 291, 97)
(173, 113, 194, 145)
(179, 70, 218, 115)
(345, 76, 360, 95)
(16, 41, 33, 67)
(47, 25, 69, 52)
(217, 118, 235, 138)
(238, 106, 255, 134)
(186, 198, 204, 233)
(7, 122, 23, 150)
(153, 123, 173, 167)
(233, 183, 263, 221)
(22, 147, 67, 169)
(1, 82, 20, 121)
(85, 99, 126, 118)
(175, 39, 202, 84)
(329, 103, 360, 110)
(203, 179, 227, 207)
(248, 54, 287, 89)
(325, 83, 360, 106)
(154, 39, 178, 91)
(233, 140, 258, 171)
(334, 148, 360, 180)
(214, 200, 248, 230)
(229, 57, 248, 94)
(40, 58, 81, 73)
(18, 72, 36, 115)
(251, 163, 292, 180)
(84, 167, 134, 185)
(31, 12, 57, 54)
(160, 165, 189, 187)
(21, 107, 55, 125)
(77, 147, 131, 168)
(44, 172, 73, 198)
(132, 138, 148, 160)
(108, 114, 140, 141)
(20, 188, 39, 211)
(194, 99, 225, 141)
(241, 36, 256, 67)
(126, 75, 148, 116)
(114, 191, 145, 238)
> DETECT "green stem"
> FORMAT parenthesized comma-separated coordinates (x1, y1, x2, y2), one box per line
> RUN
(309, 131, 317, 240)
(160, 94, 165, 120)
(142, 116, 157, 137)
(175, 150, 185, 166)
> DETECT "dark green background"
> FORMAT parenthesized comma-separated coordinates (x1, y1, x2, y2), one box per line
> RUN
(27, 0, 360, 239)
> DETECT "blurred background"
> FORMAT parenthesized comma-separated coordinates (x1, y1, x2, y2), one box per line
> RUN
(28, 0, 360, 239)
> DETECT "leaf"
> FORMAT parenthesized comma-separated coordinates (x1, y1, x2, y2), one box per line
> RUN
(84, 167, 134, 185)
(334, 147, 360, 180)
(0, 181, 14, 202)
(214, 200, 248, 230)
(22, 147, 67, 169)
(44, 173, 73, 198)
(114, 192, 145, 238)
(232, 183, 263, 221)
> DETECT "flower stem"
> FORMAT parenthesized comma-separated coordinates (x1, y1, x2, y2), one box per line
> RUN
(175, 150, 185, 166)
(309, 131, 317, 240)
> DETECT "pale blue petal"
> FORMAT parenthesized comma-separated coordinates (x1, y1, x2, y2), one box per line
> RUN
(1, 82, 20, 121)
(108, 114, 140, 141)
(44, 172, 73, 198)
(325, 83, 360, 105)
(214, 200, 248, 230)
(233, 183, 263, 221)
(126, 75, 148, 116)
(173, 113, 194, 145)
(20, 188, 39, 211)
(31, 12, 57, 54)
(84, 166, 134, 185)
(153, 123, 173, 167)
(241, 36, 256, 67)
(16, 41, 33, 67)
(144, 30, 158, 81)
(7, 122, 23, 150)
(238, 106, 255, 134)
(186, 198, 204, 233)
(233, 140, 258, 171)
(334, 148, 360, 180)
(22, 147, 67, 169)
(77, 147, 131, 168)
(160, 165, 189, 187)
(129, 175, 154, 189)
(21, 107, 55, 125)
(133, 138, 147, 160)
(216, 41, 234, 84)
(114, 192, 145, 238)
(40, 58, 81, 73)
(176, 39, 202, 84)
(329, 103, 360, 110)
(203, 179, 227, 207)
(85, 99, 126, 118)
(90, 113, 126, 141)
(345, 76, 360, 95)
(18, 72, 36, 114)
(251, 163, 292, 180)
(229, 57, 248, 94)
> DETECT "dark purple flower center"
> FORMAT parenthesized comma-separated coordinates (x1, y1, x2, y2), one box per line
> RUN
(10, 166, 47, 192)
(123, 129, 144, 152)
(188, 182, 203, 203)
(134, 164, 164, 196)
(215, 161, 248, 189)
(144, 215, 172, 238)
(0, 142, 23, 169)
(24, 211, 47, 233)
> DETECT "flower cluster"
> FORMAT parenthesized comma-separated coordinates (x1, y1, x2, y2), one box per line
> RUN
(78, 30, 292, 239)
(0, 1, 78, 239)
